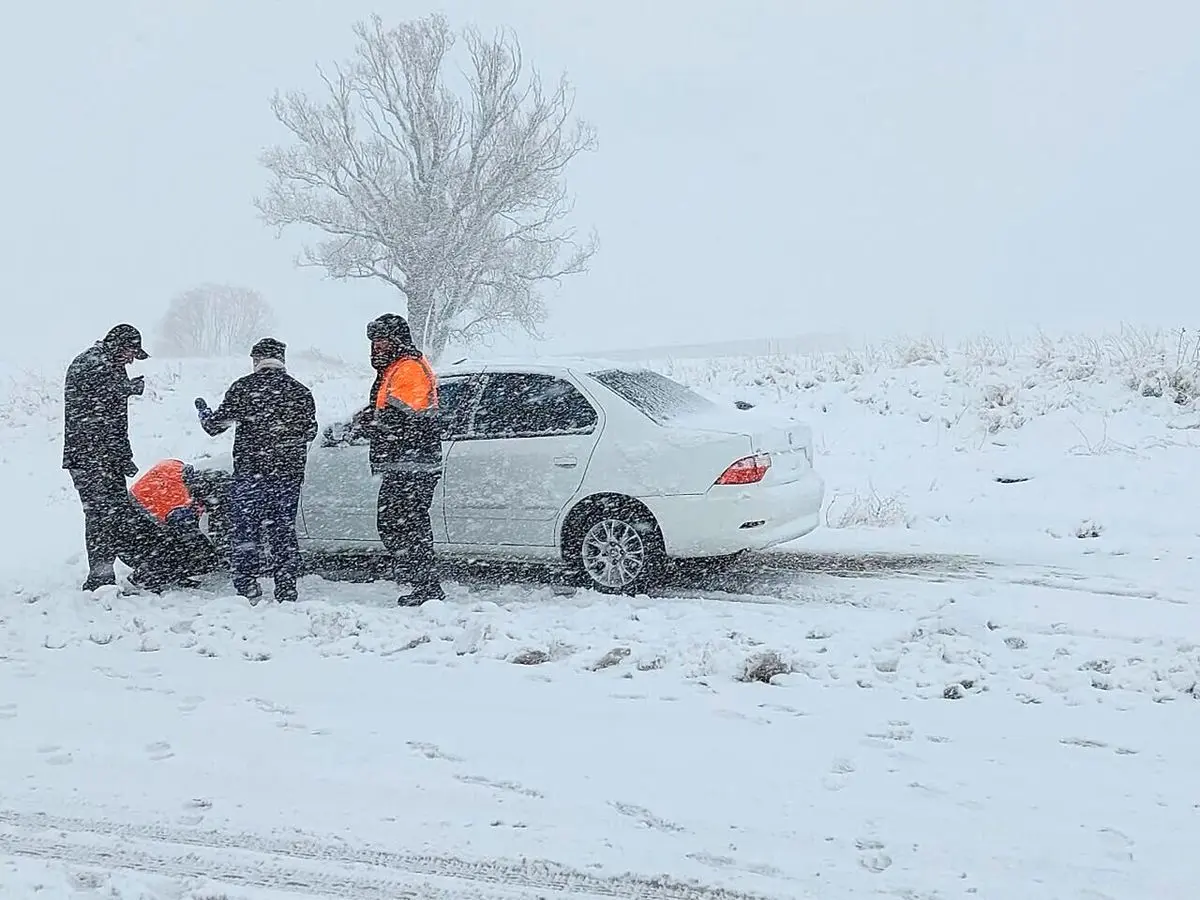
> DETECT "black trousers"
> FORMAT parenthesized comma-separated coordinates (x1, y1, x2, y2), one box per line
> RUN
(151, 517, 222, 583)
(377, 471, 441, 589)
(69, 467, 139, 576)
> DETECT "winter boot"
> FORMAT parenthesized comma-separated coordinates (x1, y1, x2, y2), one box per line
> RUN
(236, 580, 263, 605)
(81, 564, 116, 593)
(399, 579, 445, 606)
(274, 579, 298, 603)
(128, 564, 174, 594)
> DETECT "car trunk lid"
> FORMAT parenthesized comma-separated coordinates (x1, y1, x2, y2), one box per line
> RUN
(663, 403, 814, 485)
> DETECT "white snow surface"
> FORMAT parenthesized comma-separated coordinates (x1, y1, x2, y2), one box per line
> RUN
(2, 329, 1200, 898)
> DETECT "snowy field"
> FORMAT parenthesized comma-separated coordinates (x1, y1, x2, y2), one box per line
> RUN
(2, 328, 1200, 898)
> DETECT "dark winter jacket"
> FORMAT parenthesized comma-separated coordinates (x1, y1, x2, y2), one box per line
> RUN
(201, 364, 318, 480)
(62, 342, 138, 472)
(365, 349, 443, 475)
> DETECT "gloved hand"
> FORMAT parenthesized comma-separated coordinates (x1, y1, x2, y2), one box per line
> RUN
(128, 375, 145, 397)
(123, 460, 138, 478)
(195, 397, 212, 420)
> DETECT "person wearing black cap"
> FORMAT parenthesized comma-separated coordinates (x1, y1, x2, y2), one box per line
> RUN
(355, 313, 445, 605)
(195, 338, 317, 603)
(62, 323, 152, 592)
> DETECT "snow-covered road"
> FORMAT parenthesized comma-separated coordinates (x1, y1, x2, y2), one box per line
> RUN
(3, 547, 1198, 899)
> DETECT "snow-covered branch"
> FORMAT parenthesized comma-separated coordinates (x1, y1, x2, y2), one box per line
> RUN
(254, 13, 598, 360)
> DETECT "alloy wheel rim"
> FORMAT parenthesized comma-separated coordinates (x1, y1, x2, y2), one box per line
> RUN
(581, 518, 647, 589)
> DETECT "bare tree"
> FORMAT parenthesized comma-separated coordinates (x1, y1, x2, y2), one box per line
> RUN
(255, 14, 598, 361)
(156, 284, 278, 358)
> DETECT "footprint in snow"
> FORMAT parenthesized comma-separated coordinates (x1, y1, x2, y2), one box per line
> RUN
(1097, 826, 1134, 863)
(146, 741, 175, 761)
(610, 801, 686, 833)
(407, 741, 464, 763)
(37, 744, 73, 766)
(1061, 737, 1109, 750)
(821, 758, 855, 792)
(855, 838, 892, 873)
(177, 695, 204, 713)
(865, 721, 914, 743)
(0, 703, 17, 720)
(687, 852, 784, 878)
(454, 773, 543, 798)
(249, 698, 296, 717)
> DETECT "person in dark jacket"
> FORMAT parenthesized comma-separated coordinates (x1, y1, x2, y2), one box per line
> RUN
(356, 314, 445, 605)
(62, 323, 150, 591)
(195, 338, 317, 603)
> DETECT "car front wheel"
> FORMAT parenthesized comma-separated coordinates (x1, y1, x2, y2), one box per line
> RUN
(564, 502, 666, 596)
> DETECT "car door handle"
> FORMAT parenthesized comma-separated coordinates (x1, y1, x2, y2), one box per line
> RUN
(553, 456, 578, 468)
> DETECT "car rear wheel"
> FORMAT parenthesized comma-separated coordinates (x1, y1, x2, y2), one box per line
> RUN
(564, 501, 666, 595)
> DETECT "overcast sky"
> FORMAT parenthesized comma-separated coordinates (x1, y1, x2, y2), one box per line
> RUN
(2, 1, 1198, 363)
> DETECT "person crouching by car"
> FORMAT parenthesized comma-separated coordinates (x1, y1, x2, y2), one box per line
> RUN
(358, 314, 445, 606)
(128, 459, 225, 583)
(194, 338, 317, 604)
(62, 323, 150, 592)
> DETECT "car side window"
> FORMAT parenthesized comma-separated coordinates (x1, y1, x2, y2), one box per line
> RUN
(318, 375, 479, 448)
(471, 373, 597, 438)
(437, 375, 479, 439)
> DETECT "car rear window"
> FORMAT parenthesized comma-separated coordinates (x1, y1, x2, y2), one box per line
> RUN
(588, 369, 717, 424)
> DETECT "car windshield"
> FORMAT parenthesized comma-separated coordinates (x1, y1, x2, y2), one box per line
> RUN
(588, 368, 717, 424)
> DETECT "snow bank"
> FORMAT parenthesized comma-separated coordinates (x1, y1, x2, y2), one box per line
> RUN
(648, 327, 1200, 556)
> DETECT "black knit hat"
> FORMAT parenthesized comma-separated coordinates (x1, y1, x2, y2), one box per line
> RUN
(250, 337, 286, 362)
(367, 313, 413, 346)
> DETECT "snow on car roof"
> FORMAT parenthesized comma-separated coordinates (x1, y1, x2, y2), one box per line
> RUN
(438, 356, 645, 375)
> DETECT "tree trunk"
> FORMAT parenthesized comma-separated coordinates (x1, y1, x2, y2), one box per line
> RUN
(426, 328, 451, 364)
(403, 288, 437, 355)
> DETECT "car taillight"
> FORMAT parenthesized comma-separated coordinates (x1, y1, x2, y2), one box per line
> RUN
(715, 453, 771, 485)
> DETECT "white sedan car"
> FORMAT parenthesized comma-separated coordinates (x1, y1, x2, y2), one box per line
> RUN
(203, 359, 825, 594)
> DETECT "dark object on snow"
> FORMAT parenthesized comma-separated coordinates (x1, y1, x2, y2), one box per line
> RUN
(511, 649, 550, 665)
(994, 476, 1031, 484)
(740, 651, 791, 684)
(734, 400, 755, 410)
(62, 326, 151, 589)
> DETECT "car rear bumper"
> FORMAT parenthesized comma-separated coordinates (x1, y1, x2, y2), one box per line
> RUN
(642, 469, 825, 558)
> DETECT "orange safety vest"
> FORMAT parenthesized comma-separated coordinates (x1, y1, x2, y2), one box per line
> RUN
(374, 356, 438, 412)
(130, 459, 197, 522)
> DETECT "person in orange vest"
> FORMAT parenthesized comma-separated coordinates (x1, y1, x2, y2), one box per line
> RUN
(131, 459, 203, 527)
(128, 459, 225, 587)
(356, 314, 445, 605)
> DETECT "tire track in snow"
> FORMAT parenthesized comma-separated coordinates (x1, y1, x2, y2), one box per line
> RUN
(0, 808, 784, 900)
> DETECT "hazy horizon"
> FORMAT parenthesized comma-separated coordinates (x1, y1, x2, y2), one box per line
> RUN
(3, 0, 1198, 365)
